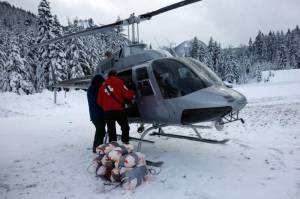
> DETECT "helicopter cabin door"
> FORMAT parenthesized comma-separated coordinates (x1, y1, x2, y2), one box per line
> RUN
(116, 69, 141, 119)
(133, 66, 170, 123)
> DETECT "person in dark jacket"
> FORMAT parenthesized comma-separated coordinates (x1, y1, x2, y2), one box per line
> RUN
(97, 70, 135, 144)
(87, 74, 105, 153)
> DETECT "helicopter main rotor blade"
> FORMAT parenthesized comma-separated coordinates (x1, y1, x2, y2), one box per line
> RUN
(33, 21, 122, 48)
(33, 0, 202, 48)
(139, 0, 202, 20)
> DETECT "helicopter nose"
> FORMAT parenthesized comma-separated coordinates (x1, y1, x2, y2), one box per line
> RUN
(236, 94, 247, 110)
(181, 106, 232, 124)
(224, 88, 247, 111)
(168, 86, 247, 125)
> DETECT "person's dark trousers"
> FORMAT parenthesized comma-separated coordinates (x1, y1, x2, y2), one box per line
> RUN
(105, 110, 130, 143)
(92, 118, 106, 151)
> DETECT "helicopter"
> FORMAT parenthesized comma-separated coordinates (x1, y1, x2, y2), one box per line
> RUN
(35, 0, 247, 151)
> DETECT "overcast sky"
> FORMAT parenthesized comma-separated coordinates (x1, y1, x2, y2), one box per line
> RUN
(7, 0, 300, 48)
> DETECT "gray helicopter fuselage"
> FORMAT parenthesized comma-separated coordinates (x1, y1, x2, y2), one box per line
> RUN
(54, 46, 247, 126)
(109, 48, 247, 125)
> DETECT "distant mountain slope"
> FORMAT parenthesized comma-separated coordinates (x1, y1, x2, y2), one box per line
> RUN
(0, 1, 37, 33)
(174, 39, 207, 57)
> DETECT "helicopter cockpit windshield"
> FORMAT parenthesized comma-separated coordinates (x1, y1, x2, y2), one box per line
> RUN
(184, 58, 223, 86)
(152, 58, 223, 99)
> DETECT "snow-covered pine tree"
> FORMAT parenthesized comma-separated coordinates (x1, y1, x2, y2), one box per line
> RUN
(66, 19, 91, 78)
(49, 15, 67, 84)
(0, 63, 9, 92)
(239, 56, 251, 83)
(293, 25, 300, 69)
(198, 43, 207, 64)
(217, 51, 226, 80)
(206, 37, 214, 69)
(87, 18, 95, 28)
(235, 45, 251, 83)
(285, 29, 293, 69)
(189, 37, 199, 59)
(253, 31, 266, 62)
(69, 39, 89, 78)
(95, 33, 108, 59)
(0, 48, 5, 70)
(269, 32, 277, 67)
(213, 42, 222, 76)
(265, 31, 276, 63)
(103, 16, 127, 54)
(104, 30, 127, 54)
(255, 64, 262, 82)
(295, 26, 300, 69)
(0, 36, 6, 63)
(5, 37, 34, 94)
(79, 19, 105, 74)
(0, 37, 8, 91)
(248, 38, 253, 57)
(276, 43, 288, 70)
(0, 31, 9, 92)
(287, 27, 300, 69)
(23, 31, 39, 90)
(253, 31, 261, 61)
(84, 35, 99, 73)
(36, 0, 54, 91)
(206, 38, 222, 74)
(220, 53, 230, 82)
(14, 30, 38, 92)
(245, 38, 256, 78)
(222, 48, 240, 83)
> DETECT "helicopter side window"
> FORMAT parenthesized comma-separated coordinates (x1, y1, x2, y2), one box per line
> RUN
(136, 67, 149, 80)
(137, 81, 154, 96)
(117, 69, 135, 90)
(152, 59, 207, 99)
(136, 67, 154, 97)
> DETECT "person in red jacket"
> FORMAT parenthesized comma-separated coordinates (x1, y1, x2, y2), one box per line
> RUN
(97, 70, 135, 144)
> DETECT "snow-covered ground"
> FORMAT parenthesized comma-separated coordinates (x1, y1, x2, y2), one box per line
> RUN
(1, 69, 300, 199)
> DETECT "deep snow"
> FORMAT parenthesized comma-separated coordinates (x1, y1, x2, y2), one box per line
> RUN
(0, 69, 300, 199)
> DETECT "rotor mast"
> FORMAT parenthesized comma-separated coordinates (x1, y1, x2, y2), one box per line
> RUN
(125, 13, 141, 44)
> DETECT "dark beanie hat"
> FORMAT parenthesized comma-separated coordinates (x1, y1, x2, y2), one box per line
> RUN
(91, 75, 104, 88)
(108, 70, 118, 77)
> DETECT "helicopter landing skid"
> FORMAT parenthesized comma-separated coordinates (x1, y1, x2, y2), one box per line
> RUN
(116, 134, 154, 144)
(149, 132, 229, 144)
(137, 124, 229, 152)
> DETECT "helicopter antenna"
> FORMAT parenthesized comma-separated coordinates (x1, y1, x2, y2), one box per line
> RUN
(137, 22, 140, 43)
(131, 14, 136, 43)
(32, 0, 202, 48)
(127, 25, 130, 41)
